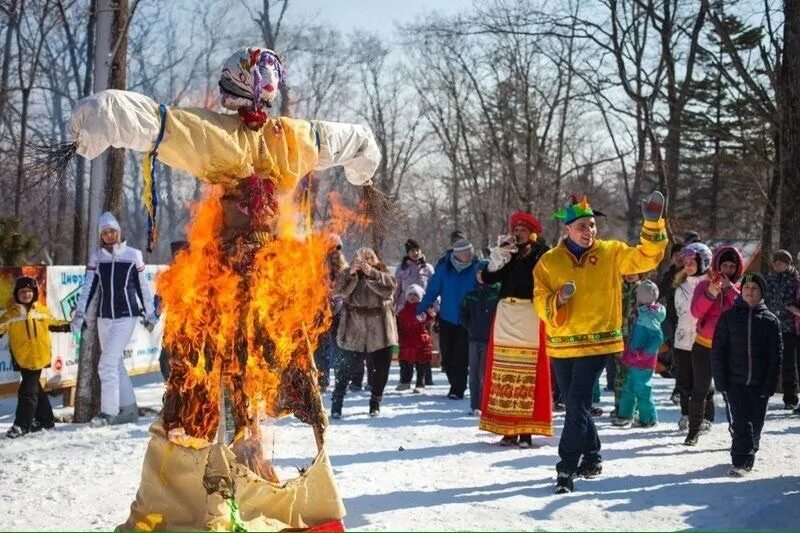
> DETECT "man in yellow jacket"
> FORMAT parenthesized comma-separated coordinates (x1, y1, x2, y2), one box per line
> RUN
(534, 192, 668, 494)
(0, 277, 71, 438)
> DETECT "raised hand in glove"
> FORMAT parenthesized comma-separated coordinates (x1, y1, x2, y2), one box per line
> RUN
(641, 191, 665, 221)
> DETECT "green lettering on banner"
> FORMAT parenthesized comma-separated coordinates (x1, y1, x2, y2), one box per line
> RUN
(60, 286, 81, 321)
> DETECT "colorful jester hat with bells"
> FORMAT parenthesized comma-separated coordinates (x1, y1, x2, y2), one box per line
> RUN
(553, 195, 606, 225)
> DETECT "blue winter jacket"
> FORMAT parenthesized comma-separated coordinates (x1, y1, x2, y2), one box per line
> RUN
(629, 303, 667, 356)
(417, 252, 484, 325)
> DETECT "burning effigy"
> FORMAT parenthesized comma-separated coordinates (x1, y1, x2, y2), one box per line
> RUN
(56, 47, 382, 531)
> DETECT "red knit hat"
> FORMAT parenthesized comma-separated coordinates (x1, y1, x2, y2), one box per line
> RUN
(509, 211, 542, 234)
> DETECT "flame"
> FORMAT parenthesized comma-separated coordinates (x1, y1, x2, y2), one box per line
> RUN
(157, 183, 366, 479)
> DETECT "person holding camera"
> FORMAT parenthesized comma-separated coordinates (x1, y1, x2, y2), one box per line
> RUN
(477, 212, 553, 448)
(332, 247, 397, 418)
(72, 212, 156, 427)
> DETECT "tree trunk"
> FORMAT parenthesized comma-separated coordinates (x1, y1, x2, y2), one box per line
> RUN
(779, 0, 800, 253)
(103, 0, 128, 216)
(13, 88, 30, 217)
(72, 0, 96, 264)
(0, 0, 17, 128)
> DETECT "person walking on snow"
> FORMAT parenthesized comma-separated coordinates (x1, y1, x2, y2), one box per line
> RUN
(72, 212, 156, 427)
(477, 211, 553, 448)
(533, 192, 668, 494)
(764, 250, 799, 410)
(613, 280, 666, 428)
(673, 242, 713, 431)
(711, 272, 782, 477)
(684, 246, 743, 446)
(417, 239, 481, 400)
(395, 284, 435, 392)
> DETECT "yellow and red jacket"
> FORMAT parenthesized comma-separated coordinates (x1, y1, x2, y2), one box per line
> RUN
(533, 219, 668, 358)
(0, 302, 70, 370)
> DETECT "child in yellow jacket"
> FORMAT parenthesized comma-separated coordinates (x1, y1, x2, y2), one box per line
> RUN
(0, 277, 71, 438)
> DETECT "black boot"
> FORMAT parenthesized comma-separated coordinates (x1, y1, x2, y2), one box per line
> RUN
(369, 399, 380, 417)
(684, 430, 699, 446)
(554, 473, 574, 494)
(577, 460, 603, 479)
(331, 399, 343, 420)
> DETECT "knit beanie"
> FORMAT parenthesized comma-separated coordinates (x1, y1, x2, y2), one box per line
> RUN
(405, 239, 421, 254)
(405, 284, 425, 301)
(741, 272, 767, 296)
(452, 239, 474, 255)
(97, 211, 121, 238)
(773, 249, 793, 266)
(636, 279, 659, 306)
(683, 230, 701, 245)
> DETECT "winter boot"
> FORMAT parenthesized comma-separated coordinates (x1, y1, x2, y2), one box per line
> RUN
(5, 425, 28, 439)
(114, 404, 139, 425)
(728, 466, 749, 478)
(611, 417, 632, 427)
(499, 435, 518, 447)
(554, 473, 574, 494)
(577, 460, 603, 479)
(369, 399, 380, 417)
(699, 419, 712, 433)
(518, 434, 533, 448)
(683, 430, 700, 446)
(331, 399, 343, 420)
(677, 415, 689, 431)
(395, 383, 411, 391)
(89, 413, 115, 428)
(412, 386, 425, 394)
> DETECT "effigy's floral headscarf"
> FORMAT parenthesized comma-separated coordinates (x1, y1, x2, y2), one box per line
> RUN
(219, 47, 285, 112)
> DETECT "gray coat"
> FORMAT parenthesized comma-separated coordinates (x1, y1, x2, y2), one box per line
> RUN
(336, 268, 398, 353)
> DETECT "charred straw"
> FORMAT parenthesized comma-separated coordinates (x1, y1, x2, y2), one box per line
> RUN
(359, 184, 402, 236)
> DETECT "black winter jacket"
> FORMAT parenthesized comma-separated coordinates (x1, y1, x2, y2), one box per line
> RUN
(711, 298, 783, 396)
(460, 283, 501, 342)
(480, 241, 549, 299)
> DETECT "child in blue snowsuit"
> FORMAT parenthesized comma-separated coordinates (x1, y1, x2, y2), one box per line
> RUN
(615, 279, 666, 427)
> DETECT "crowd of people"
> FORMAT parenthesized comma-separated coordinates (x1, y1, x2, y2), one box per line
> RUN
(312, 191, 795, 493)
(1, 192, 796, 495)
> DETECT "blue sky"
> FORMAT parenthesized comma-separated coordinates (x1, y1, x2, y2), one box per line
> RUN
(283, 0, 465, 35)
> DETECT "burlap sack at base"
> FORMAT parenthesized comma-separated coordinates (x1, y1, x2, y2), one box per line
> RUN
(117, 421, 345, 532)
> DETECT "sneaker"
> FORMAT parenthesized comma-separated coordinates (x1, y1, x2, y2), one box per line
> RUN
(554, 473, 574, 494)
(469, 408, 482, 416)
(518, 435, 533, 448)
(395, 383, 411, 391)
(499, 435, 518, 447)
(678, 415, 689, 431)
(89, 413, 115, 428)
(683, 431, 699, 446)
(699, 419, 712, 433)
(611, 417, 632, 427)
(412, 386, 425, 394)
(590, 407, 604, 417)
(728, 466, 748, 478)
(576, 461, 602, 479)
(5, 425, 28, 439)
(633, 420, 657, 428)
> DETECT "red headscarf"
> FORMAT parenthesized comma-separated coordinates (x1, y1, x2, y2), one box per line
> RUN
(509, 211, 542, 234)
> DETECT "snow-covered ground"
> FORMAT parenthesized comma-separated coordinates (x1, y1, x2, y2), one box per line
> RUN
(1, 368, 799, 531)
